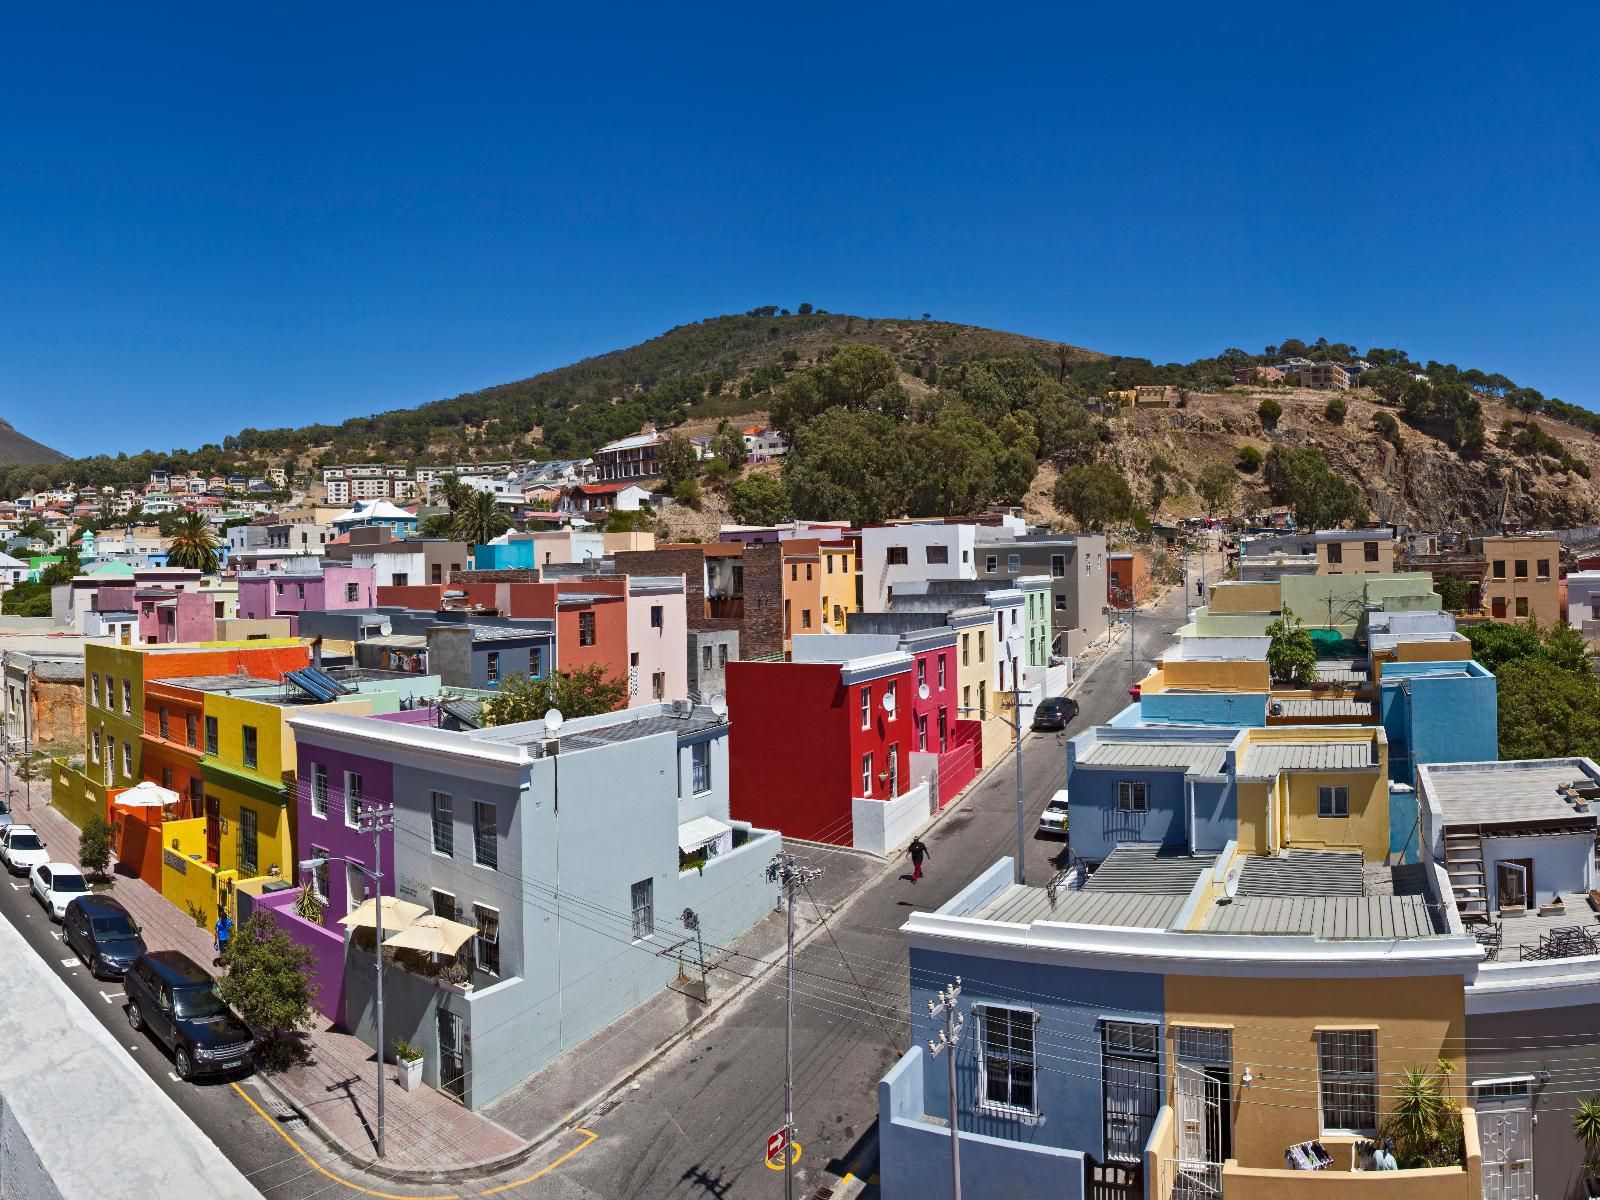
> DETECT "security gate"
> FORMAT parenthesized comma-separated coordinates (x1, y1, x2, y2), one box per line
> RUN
(437, 1008, 466, 1102)
(1101, 1021, 1160, 1163)
(1476, 1079, 1532, 1200)
(1173, 1026, 1231, 1200)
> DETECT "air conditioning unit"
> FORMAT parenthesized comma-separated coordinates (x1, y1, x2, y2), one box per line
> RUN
(670, 698, 692, 716)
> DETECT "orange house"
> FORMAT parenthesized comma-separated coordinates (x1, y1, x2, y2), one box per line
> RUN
(141, 680, 208, 820)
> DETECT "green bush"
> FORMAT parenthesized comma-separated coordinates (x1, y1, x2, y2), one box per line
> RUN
(79, 815, 113, 879)
(1236, 445, 1263, 474)
(1257, 397, 1283, 429)
(1324, 396, 1347, 424)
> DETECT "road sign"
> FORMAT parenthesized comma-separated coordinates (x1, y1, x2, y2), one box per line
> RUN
(766, 1127, 788, 1163)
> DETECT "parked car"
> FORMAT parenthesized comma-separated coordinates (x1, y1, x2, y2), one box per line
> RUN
(0, 825, 48, 876)
(0, 797, 13, 831)
(64, 894, 145, 978)
(1030, 696, 1080, 732)
(125, 951, 255, 1081)
(1037, 789, 1070, 837)
(29, 862, 89, 922)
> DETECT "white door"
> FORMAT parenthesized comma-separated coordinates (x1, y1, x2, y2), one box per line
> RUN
(1476, 1082, 1532, 1200)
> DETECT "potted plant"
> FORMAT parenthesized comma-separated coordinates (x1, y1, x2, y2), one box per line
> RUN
(1575, 1096, 1600, 1194)
(393, 1037, 424, 1092)
(293, 881, 325, 925)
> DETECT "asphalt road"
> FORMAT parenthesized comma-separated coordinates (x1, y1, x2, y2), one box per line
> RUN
(546, 570, 1202, 1200)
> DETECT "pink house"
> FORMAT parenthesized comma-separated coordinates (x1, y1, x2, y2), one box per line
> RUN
(237, 565, 377, 634)
(149, 591, 220, 643)
(619, 575, 689, 706)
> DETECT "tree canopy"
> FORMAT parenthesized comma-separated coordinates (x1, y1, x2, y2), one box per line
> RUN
(1262, 446, 1367, 530)
(1052, 464, 1137, 532)
(1264, 605, 1317, 686)
(481, 665, 628, 726)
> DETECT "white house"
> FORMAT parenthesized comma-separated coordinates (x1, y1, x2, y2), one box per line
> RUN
(858, 522, 979, 612)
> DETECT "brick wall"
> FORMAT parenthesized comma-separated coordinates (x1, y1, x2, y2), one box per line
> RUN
(615, 545, 785, 659)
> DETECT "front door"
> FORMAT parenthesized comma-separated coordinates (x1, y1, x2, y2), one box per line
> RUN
(1102, 1022, 1160, 1164)
(1477, 1080, 1532, 1200)
(204, 795, 220, 865)
(437, 1008, 466, 1102)
(1496, 860, 1530, 910)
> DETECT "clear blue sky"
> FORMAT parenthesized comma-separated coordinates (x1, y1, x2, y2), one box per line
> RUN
(2, 4, 1596, 458)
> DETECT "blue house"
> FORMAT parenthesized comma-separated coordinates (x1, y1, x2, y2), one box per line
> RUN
(330, 499, 418, 536)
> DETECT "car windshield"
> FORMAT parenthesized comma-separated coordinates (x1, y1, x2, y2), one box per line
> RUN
(52, 873, 88, 893)
(1041, 700, 1063, 712)
(91, 914, 138, 940)
(0, 799, 10, 814)
(173, 983, 230, 1020)
(7, 834, 41, 851)
(1047, 800, 1069, 811)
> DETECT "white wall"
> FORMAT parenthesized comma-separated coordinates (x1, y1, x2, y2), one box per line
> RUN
(1568, 572, 1600, 624)
(1482, 831, 1594, 908)
(859, 525, 977, 612)
(853, 780, 933, 856)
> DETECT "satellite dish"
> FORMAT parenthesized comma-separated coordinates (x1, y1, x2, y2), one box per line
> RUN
(379, 619, 393, 637)
(881, 690, 897, 714)
(918, 683, 930, 701)
(543, 708, 565, 735)
(710, 694, 728, 718)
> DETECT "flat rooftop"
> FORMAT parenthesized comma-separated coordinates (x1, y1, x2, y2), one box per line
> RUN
(1424, 760, 1600, 827)
(1239, 738, 1377, 777)
(1271, 697, 1375, 719)
(1204, 853, 1439, 938)
(978, 883, 1185, 929)
(1076, 737, 1232, 777)
(473, 705, 726, 751)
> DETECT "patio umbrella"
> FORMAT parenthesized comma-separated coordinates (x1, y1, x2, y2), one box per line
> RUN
(115, 780, 182, 808)
(381, 913, 479, 955)
(339, 896, 427, 931)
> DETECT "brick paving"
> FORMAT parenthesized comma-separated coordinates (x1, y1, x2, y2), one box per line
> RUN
(19, 780, 526, 1176)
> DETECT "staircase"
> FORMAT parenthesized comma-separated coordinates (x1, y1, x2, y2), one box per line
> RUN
(1444, 827, 1489, 923)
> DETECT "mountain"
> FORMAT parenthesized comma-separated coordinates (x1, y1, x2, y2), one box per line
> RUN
(0, 418, 66, 467)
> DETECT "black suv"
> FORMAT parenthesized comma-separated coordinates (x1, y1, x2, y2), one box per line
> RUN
(125, 950, 255, 1080)
(1031, 696, 1080, 732)
(63, 894, 145, 979)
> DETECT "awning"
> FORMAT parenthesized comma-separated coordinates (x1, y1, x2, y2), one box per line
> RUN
(339, 896, 428, 931)
(382, 914, 479, 955)
(677, 815, 731, 854)
(114, 780, 182, 808)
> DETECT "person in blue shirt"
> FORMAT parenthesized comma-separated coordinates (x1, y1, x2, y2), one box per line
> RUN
(214, 911, 234, 966)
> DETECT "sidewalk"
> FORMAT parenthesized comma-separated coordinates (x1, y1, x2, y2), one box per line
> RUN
(19, 782, 527, 1181)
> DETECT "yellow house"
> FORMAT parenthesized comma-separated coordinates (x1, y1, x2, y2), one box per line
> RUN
(1233, 727, 1389, 860)
(820, 540, 857, 633)
(1316, 530, 1397, 574)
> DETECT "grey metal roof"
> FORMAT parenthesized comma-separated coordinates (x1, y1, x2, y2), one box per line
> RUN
(1085, 845, 1216, 894)
(977, 883, 1184, 929)
(487, 711, 727, 751)
(1425, 761, 1599, 827)
(1237, 851, 1364, 897)
(1272, 698, 1375, 718)
(1077, 739, 1230, 777)
(1204, 894, 1438, 939)
(1240, 739, 1376, 777)
(465, 624, 549, 642)
(32, 660, 85, 683)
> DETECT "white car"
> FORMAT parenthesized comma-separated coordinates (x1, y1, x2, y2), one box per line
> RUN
(0, 825, 49, 876)
(30, 862, 89, 922)
(1037, 789, 1070, 838)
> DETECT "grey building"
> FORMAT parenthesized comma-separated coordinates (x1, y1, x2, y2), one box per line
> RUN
(973, 531, 1107, 656)
(686, 629, 738, 701)
(287, 702, 781, 1110)
(298, 607, 554, 692)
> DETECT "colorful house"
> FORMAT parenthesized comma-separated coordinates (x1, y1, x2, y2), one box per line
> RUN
(237, 564, 376, 633)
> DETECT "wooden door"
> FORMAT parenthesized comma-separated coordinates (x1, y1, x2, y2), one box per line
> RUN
(204, 795, 220, 865)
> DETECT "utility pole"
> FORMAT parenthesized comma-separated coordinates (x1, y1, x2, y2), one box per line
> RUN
(927, 977, 965, 1200)
(357, 801, 396, 1158)
(766, 852, 823, 1200)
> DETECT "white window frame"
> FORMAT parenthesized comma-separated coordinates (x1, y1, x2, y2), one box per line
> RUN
(1117, 781, 1149, 813)
(473, 903, 500, 975)
(1318, 785, 1350, 818)
(976, 1004, 1040, 1117)
(309, 844, 330, 902)
(691, 740, 712, 795)
(343, 770, 363, 829)
(121, 740, 132, 777)
(887, 680, 898, 720)
(860, 686, 870, 730)
(431, 791, 454, 857)
(1317, 1029, 1377, 1135)
(630, 878, 654, 941)
(310, 763, 328, 819)
(861, 752, 873, 797)
(473, 799, 498, 870)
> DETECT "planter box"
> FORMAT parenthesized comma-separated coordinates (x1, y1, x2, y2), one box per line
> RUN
(1500, 905, 1527, 920)
(398, 1055, 423, 1092)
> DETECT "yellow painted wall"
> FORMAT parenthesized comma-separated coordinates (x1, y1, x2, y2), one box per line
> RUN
(820, 546, 857, 632)
(1317, 540, 1396, 575)
(1209, 582, 1281, 614)
(782, 559, 825, 642)
(1392, 640, 1471, 664)
(202, 779, 294, 882)
(50, 759, 104, 831)
(1282, 769, 1387, 858)
(1162, 659, 1271, 692)
(1236, 779, 1271, 856)
(1163, 973, 1468, 1172)
(160, 816, 225, 926)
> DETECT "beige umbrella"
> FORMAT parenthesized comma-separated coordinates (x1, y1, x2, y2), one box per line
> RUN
(382, 913, 479, 955)
(339, 896, 427, 931)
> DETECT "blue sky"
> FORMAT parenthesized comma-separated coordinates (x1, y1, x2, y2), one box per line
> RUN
(2, 3, 1597, 458)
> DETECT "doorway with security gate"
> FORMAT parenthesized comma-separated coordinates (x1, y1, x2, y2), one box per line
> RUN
(1476, 1078, 1532, 1200)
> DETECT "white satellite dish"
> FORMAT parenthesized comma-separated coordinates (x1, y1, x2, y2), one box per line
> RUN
(543, 708, 565, 735)
(918, 683, 930, 701)
(710, 694, 728, 718)
(379, 619, 393, 637)
(881, 690, 897, 714)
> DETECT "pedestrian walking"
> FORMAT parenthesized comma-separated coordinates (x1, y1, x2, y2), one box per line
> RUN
(908, 837, 930, 883)
(213, 910, 233, 966)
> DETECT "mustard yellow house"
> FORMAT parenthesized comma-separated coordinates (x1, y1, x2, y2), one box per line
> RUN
(1234, 727, 1391, 861)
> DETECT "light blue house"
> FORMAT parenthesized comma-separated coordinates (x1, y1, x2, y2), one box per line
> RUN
(330, 499, 418, 536)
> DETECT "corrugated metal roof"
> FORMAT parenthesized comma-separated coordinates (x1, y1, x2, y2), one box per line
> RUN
(977, 883, 1184, 929)
(1085, 844, 1216, 894)
(1237, 851, 1364, 897)
(1272, 698, 1375, 718)
(1077, 740, 1230, 776)
(1204, 894, 1437, 939)
(1425, 762, 1598, 827)
(1241, 739, 1376, 776)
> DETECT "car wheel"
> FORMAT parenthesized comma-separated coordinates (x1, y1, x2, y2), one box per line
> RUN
(127, 1003, 144, 1032)
(174, 1046, 194, 1081)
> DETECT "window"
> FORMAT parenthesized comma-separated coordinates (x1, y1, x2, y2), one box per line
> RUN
(310, 763, 328, 818)
(979, 1006, 1037, 1114)
(938, 655, 946, 689)
(1318, 786, 1349, 817)
(977, 630, 986, 662)
(122, 679, 132, 714)
(91, 673, 99, 709)
(1326, 542, 1343, 564)
(242, 725, 258, 770)
(1515, 597, 1529, 618)
(431, 792, 454, 856)
(651, 671, 665, 700)
(473, 904, 500, 975)
(718, 643, 728, 666)
(309, 845, 330, 902)
(979, 681, 987, 719)
(650, 604, 664, 628)
(275, 581, 285, 596)
(789, 564, 797, 582)
(1318, 1030, 1377, 1134)
(579, 611, 596, 646)
(473, 800, 497, 869)
(962, 634, 970, 666)
(917, 714, 928, 751)
(185, 712, 197, 747)
(346, 582, 360, 602)
(1364, 541, 1380, 562)
(691, 741, 711, 793)
(861, 686, 871, 730)
(887, 679, 898, 719)
(886, 546, 908, 566)
(431, 889, 457, 922)
(1493, 559, 1506, 579)
(805, 563, 812, 581)
(861, 752, 873, 796)
(391, 573, 408, 587)
(237, 807, 258, 876)
(430, 563, 443, 585)
(917, 658, 926, 690)
(1050, 554, 1066, 578)
(91, 730, 101, 763)
(1054, 593, 1066, 611)
(985, 554, 998, 573)
(1537, 559, 1550, 580)
(122, 740, 132, 777)
(631, 879, 654, 940)
(702, 645, 713, 670)
(801, 609, 811, 629)
(826, 555, 833, 575)
(833, 603, 843, 626)
(1008, 553, 1020, 573)
(1117, 782, 1149, 812)
(204, 716, 218, 756)
(963, 684, 971, 712)
(925, 545, 948, 565)
(1515, 559, 1528, 579)
(158, 706, 169, 740)
(344, 771, 363, 828)
(486, 652, 500, 684)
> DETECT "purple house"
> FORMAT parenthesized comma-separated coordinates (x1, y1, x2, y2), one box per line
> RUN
(293, 732, 396, 928)
(238, 565, 376, 634)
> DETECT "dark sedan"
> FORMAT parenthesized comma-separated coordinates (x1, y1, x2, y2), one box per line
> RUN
(63, 894, 146, 979)
(1031, 696, 1080, 732)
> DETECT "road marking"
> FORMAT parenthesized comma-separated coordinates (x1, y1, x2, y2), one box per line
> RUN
(167, 1072, 180, 1082)
(100, 990, 124, 1004)
(9, 883, 24, 890)
(477, 1125, 600, 1195)
(59, 957, 78, 969)
(765, 1141, 803, 1171)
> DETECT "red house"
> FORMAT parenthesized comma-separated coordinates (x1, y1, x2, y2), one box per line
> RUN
(728, 651, 931, 854)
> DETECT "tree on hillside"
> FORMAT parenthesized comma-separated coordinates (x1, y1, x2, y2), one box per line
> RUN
(1196, 463, 1236, 517)
(1325, 396, 1347, 424)
(1265, 605, 1317, 686)
(711, 420, 747, 468)
(165, 513, 220, 573)
(1434, 575, 1470, 613)
(1463, 619, 1544, 673)
(450, 490, 511, 547)
(728, 474, 791, 526)
(783, 409, 909, 525)
(658, 433, 701, 488)
(1257, 397, 1283, 430)
(481, 665, 627, 726)
(770, 345, 909, 434)
(1262, 446, 1367, 530)
(1497, 658, 1600, 760)
(1053, 464, 1136, 532)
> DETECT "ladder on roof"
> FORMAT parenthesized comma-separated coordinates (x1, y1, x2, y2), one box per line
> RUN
(1444, 827, 1489, 924)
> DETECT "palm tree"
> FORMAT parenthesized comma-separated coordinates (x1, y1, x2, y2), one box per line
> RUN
(450, 490, 511, 547)
(166, 512, 220, 572)
(435, 473, 473, 513)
